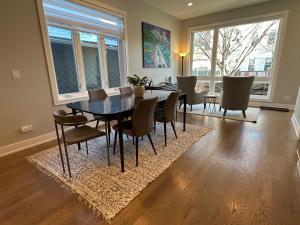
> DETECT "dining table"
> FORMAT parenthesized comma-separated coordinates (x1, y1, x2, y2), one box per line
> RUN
(66, 90, 187, 172)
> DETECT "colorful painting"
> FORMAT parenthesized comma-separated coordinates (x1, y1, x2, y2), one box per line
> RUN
(142, 22, 171, 68)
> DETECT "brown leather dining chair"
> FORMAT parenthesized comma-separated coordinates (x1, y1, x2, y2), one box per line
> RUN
(53, 110, 109, 178)
(119, 86, 133, 96)
(112, 97, 158, 167)
(154, 91, 180, 146)
(88, 89, 112, 145)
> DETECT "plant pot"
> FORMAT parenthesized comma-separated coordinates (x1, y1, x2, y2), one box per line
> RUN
(133, 86, 145, 97)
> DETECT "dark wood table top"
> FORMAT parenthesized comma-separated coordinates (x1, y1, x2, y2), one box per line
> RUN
(66, 90, 182, 116)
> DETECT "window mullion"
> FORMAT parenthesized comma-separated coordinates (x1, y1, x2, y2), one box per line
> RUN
(210, 28, 219, 93)
(73, 31, 87, 95)
(189, 32, 195, 76)
(99, 36, 109, 90)
(118, 40, 126, 87)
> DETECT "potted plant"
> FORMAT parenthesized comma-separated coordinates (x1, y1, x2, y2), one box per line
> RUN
(127, 74, 149, 97)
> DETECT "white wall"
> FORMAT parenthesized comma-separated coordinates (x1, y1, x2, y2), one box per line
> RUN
(0, 0, 181, 148)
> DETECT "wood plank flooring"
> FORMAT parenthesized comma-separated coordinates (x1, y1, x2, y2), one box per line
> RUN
(0, 110, 299, 225)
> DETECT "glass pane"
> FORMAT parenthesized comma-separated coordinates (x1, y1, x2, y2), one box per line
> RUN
(48, 26, 79, 95)
(216, 19, 280, 77)
(80, 32, 102, 90)
(105, 37, 121, 88)
(250, 82, 269, 96)
(195, 81, 210, 92)
(214, 81, 223, 93)
(191, 30, 214, 76)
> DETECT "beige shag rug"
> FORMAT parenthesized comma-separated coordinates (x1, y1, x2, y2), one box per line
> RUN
(27, 123, 211, 222)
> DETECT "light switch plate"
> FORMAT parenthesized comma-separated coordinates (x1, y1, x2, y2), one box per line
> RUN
(11, 69, 21, 80)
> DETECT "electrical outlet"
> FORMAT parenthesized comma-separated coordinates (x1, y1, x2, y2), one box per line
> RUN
(20, 125, 33, 133)
(283, 96, 290, 100)
(11, 69, 21, 80)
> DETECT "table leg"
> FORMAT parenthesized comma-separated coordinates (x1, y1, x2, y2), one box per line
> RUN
(72, 109, 81, 150)
(117, 114, 125, 172)
(183, 94, 187, 131)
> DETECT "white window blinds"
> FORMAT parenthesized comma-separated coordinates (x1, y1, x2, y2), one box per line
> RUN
(43, 0, 124, 37)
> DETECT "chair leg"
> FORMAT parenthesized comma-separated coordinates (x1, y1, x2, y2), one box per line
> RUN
(223, 109, 227, 117)
(164, 122, 167, 147)
(105, 133, 110, 166)
(55, 124, 65, 173)
(190, 104, 193, 111)
(96, 120, 99, 129)
(171, 121, 177, 139)
(135, 137, 139, 167)
(58, 145, 65, 173)
(147, 134, 157, 155)
(85, 141, 89, 155)
(132, 136, 135, 145)
(154, 121, 156, 133)
(113, 130, 117, 155)
(219, 105, 222, 112)
(63, 144, 71, 178)
(108, 121, 111, 146)
(242, 110, 246, 118)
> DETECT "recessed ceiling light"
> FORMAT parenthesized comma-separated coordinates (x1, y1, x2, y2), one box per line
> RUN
(187, 2, 193, 6)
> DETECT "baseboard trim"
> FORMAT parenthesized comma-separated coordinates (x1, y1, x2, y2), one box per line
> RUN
(0, 121, 100, 158)
(0, 132, 57, 158)
(297, 149, 300, 177)
(291, 114, 300, 140)
(249, 101, 294, 110)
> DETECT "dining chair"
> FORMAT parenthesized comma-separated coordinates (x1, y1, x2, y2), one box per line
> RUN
(88, 89, 112, 145)
(112, 97, 158, 166)
(119, 86, 133, 96)
(154, 91, 181, 146)
(53, 110, 109, 178)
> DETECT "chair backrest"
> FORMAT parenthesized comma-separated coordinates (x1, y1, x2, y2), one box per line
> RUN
(88, 89, 107, 100)
(221, 76, 255, 110)
(132, 97, 158, 137)
(119, 86, 133, 96)
(53, 110, 88, 126)
(177, 76, 197, 103)
(164, 91, 180, 122)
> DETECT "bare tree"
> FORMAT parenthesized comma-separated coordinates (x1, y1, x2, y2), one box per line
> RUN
(193, 20, 278, 76)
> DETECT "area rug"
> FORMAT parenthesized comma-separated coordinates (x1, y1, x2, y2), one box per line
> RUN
(178, 104, 259, 123)
(27, 123, 211, 222)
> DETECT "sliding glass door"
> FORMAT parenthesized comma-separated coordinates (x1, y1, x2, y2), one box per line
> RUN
(190, 16, 283, 100)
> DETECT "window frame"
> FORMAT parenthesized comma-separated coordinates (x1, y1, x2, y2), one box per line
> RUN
(36, 0, 128, 105)
(187, 11, 288, 102)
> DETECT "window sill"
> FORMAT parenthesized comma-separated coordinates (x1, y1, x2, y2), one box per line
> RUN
(54, 93, 89, 106)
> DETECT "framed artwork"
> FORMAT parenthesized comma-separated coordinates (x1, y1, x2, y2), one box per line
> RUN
(142, 22, 171, 68)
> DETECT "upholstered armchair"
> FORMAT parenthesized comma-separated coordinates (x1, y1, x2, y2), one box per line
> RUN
(177, 76, 208, 111)
(219, 76, 255, 118)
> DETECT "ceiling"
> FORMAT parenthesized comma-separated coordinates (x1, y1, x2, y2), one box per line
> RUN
(139, 0, 272, 20)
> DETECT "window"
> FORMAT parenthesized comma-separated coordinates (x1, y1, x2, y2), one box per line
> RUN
(189, 13, 286, 100)
(38, 0, 126, 104)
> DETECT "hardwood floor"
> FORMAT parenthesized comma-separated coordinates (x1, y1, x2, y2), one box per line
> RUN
(0, 110, 300, 225)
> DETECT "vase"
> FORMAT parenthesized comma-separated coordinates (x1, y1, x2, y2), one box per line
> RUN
(133, 86, 145, 97)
